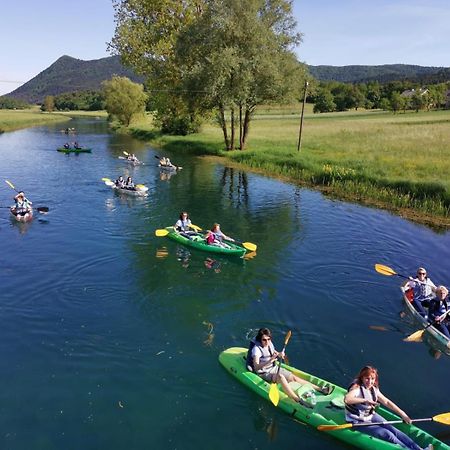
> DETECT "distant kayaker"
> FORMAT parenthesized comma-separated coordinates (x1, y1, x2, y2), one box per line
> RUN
(74, 141, 81, 149)
(402, 267, 436, 318)
(115, 176, 125, 188)
(13, 191, 32, 215)
(345, 366, 433, 450)
(205, 223, 234, 249)
(429, 285, 450, 338)
(247, 328, 333, 403)
(63, 142, 70, 149)
(125, 176, 135, 189)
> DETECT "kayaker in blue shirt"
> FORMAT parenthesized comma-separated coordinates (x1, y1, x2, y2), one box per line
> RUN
(429, 285, 450, 338)
(249, 328, 333, 403)
(402, 267, 436, 318)
(345, 366, 433, 450)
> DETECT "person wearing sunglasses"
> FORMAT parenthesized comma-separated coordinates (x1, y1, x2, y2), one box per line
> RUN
(402, 267, 436, 318)
(428, 285, 450, 338)
(247, 327, 333, 403)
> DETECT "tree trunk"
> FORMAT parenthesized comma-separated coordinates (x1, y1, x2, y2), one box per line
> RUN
(242, 106, 255, 149)
(239, 104, 243, 150)
(230, 107, 235, 150)
(218, 104, 230, 150)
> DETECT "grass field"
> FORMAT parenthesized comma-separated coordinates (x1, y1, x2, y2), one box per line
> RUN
(0, 107, 69, 132)
(131, 106, 450, 228)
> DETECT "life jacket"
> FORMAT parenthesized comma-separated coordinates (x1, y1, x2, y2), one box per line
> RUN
(206, 232, 215, 245)
(345, 383, 378, 422)
(177, 219, 191, 232)
(245, 339, 274, 372)
(411, 278, 434, 303)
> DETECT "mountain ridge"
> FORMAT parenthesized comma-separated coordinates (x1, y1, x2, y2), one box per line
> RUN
(6, 55, 143, 103)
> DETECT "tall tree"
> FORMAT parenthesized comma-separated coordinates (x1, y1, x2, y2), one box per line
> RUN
(109, 0, 304, 148)
(102, 76, 147, 126)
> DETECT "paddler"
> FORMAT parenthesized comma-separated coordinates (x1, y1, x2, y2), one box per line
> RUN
(402, 267, 436, 318)
(174, 212, 196, 239)
(247, 328, 333, 403)
(13, 191, 32, 216)
(345, 365, 433, 450)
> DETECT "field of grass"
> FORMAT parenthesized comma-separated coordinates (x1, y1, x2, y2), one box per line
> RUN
(133, 106, 450, 228)
(0, 107, 69, 132)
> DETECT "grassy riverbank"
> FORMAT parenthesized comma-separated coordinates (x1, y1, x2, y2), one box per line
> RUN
(0, 107, 69, 132)
(130, 107, 450, 228)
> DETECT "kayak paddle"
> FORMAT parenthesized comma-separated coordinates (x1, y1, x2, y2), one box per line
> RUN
(404, 310, 450, 342)
(268, 330, 292, 407)
(374, 264, 411, 279)
(155, 228, 170, 237)
(317, 412, 450, 431)
(190, 225, 257, 251)
(5, 179, 20, 193)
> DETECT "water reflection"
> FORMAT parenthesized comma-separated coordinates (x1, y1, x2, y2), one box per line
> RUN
(159, 169, 177, 181)
(220, 167, 249, 208)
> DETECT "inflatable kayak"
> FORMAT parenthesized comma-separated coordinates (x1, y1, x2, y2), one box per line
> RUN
(219, 347, 447, 450)
(118, 156, 143, 165)
(10, 206, 33, 222)
(163, 227, 247, 256)
(57, 147, 92, 153)
(109, 183, 148, 196)
(403, 288, 450, 355)
(159, 164, 180, 171)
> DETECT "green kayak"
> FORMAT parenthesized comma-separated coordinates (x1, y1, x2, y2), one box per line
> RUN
(164, 227, 247, 257)
(57, 147, 92, 153)
(219, 347, 448, 450)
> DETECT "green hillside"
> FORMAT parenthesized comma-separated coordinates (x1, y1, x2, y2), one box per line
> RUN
(6, 55, 143, 104)
(307, 64, 449, 83)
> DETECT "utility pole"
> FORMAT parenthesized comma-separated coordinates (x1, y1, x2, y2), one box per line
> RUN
(297, 80, 309, 152)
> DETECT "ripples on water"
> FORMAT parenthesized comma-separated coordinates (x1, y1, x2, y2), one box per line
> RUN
(0, 119, 449, 449)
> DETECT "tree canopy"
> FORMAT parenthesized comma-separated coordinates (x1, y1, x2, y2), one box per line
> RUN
(102, 76, 147, 126)
(109, 0, 306, 148)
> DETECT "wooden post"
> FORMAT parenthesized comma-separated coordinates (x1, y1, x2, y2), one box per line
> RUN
(297, 80, 309, 152)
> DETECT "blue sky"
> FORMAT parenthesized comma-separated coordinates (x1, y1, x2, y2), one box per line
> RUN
(1, 0, 449, 96)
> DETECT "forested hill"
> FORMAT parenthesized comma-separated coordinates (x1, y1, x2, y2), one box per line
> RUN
(307, 64, 449, 84)
(7, 55, 143, 103)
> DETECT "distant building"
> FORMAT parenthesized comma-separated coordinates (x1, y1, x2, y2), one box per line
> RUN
(400, 88, 429, 98)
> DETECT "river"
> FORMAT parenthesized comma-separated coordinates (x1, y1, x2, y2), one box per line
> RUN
(0, 118, 449, 450)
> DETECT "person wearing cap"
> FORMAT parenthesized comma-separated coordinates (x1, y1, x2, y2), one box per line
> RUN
(12, 191, 33, 217)
(402, 267, 436, 318)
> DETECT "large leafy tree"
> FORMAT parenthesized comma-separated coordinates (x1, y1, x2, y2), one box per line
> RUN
(109, 0, 304, 148)
(102, 76, 147, 126)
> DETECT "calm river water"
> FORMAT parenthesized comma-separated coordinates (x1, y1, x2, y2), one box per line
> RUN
(0, 118, 449, 450)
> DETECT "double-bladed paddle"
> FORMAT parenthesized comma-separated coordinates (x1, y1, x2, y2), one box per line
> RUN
(374, 264, 411, 279)
(404, 310, 450, 342)
(268, 330, 292, 407)
(317, 412, 450, 431)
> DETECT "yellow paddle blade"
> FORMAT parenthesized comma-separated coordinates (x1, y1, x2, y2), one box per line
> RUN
(155, 229, 169, 237)
(284, 330, 292, 345)
(242, 242, 257, 252)
(268, 382, 280, 406)
(136, 184, 145, 189)
(123, 151, 129, 156)
(403, 329, 425, 342)
(191, 224, 202, 232)
(317, 423, 353, 431)
(102, 177, 111, 182)
(433, 412, 450, 425)
(374, 263, 397, 276)
(5, 179, 15, 190)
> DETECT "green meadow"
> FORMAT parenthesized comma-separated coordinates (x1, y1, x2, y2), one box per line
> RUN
(0, 107, 69, 132)
(131, 106, 450, 228)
